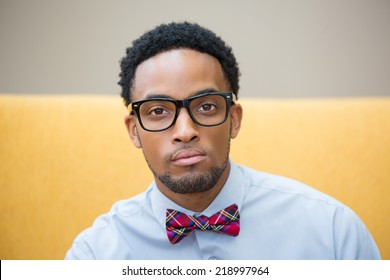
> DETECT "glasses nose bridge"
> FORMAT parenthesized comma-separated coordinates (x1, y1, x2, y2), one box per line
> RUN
(175, 98, 191, 110)
(175, 98, 193, 117)
(173, 97, 198, 126)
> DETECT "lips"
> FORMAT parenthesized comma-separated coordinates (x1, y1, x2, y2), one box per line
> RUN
(171, 148, 206, 166)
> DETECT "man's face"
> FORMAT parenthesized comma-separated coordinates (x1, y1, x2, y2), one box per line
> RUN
(125, 49, 242, 194)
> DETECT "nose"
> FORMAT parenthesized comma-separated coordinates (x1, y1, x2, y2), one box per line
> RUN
(171, 108, 199, 143)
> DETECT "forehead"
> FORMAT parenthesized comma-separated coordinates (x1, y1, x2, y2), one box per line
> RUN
(132, 49, 229, 101)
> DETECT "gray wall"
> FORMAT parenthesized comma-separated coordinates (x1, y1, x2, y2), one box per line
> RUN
(1, 0, 389, 98)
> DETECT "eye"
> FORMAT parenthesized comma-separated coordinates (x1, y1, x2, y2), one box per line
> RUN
(198, 103, 217, 112)
(148, 107, 169, 116)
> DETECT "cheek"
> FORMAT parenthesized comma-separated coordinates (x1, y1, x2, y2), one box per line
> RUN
(138, 124, 232, 171)
(205, 125, 231, 158)
(140, 134, 163, 155)
(139, 134, 168, 163)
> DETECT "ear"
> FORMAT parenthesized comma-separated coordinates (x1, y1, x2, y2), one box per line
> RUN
(124, 114, 142, 149)
(229, 103, 243, 139)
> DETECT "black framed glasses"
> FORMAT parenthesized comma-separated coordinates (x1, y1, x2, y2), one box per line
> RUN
(128, 92, 236, 132)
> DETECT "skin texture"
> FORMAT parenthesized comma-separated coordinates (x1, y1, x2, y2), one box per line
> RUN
(124, 49, 242, 212)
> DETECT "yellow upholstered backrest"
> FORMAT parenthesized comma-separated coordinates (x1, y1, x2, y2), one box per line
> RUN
(0, 95, 389, 259)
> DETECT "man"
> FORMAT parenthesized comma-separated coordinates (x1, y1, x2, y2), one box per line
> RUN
(65, 22, 380, 259)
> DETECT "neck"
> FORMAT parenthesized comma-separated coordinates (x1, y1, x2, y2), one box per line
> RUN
(156, 163, 231, 212)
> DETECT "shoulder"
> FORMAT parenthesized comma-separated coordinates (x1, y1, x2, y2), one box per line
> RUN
(87, 191, 150, 231)
(234, 164, 380, 259)
(65, 188, 152, 259)
(236, 163, 342, 208)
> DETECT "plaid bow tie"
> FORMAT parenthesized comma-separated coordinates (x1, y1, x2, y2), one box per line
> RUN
(166, 204, 240, 244)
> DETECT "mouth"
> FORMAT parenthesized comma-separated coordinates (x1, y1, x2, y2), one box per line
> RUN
(171, 148, 207, 167)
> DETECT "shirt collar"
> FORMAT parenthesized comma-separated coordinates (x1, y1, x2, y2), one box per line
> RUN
(151, 160, 245, 230)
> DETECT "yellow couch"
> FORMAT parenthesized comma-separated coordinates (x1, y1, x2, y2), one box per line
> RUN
(1, 94, 389, 259)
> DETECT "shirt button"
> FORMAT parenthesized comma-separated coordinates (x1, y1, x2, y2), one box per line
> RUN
(208, 256, 217, 260)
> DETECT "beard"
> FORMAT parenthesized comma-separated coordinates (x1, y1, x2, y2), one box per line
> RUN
(156, 160, 228, 194)
(145, 141, 230, 194)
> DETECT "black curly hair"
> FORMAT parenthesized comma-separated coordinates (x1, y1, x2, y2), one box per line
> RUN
(118, 22, 240, 106)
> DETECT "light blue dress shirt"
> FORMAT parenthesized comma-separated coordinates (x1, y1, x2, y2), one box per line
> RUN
(65, 162, 381, 260)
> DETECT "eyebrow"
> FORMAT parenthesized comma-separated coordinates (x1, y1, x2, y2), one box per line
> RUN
(144, 88, 219, 100)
